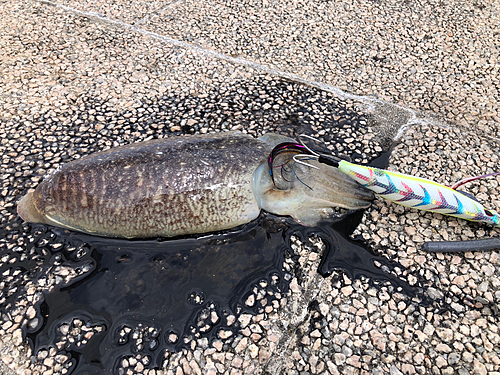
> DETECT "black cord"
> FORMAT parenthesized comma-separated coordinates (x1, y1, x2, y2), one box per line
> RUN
(317, 155, 340, 168)
(422, 238, 500, 253)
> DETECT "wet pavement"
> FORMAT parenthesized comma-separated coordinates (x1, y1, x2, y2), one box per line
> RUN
(1, 0, 500, 374)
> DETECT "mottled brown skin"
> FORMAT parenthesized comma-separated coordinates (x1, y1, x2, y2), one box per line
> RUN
(21, 132, 269, 238)
(18, 131, 375, 238)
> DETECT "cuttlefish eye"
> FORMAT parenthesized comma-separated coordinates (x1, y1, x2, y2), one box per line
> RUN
(484, 210, 493, 217)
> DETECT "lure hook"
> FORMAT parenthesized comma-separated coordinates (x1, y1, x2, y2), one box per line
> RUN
(268, 142, 314, 186)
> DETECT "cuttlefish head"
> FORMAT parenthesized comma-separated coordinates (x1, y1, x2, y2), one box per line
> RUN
(251, 145, 374, 226)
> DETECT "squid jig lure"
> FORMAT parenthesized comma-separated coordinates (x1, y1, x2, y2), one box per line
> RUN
(268, 135, 500, 228)
(333, 159, 500, 227)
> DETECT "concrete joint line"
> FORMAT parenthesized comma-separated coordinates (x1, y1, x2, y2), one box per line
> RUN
(36, 0, 434, 140)
(135, 0, 185, 26)
(263, 277, 326, 374)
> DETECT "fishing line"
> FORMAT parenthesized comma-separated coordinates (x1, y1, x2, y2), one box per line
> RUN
(451, 172, 500, 190)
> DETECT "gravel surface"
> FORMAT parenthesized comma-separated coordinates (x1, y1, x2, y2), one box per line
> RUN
(139, 0, 500, 130)
(50, 0, 182, 25)
(1, 0, 500, 374)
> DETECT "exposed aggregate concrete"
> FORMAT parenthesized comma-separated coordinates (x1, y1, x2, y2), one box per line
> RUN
(50, 0, 183, 25)
(1, 0, 500, 374)
(139, 0, 500, 131)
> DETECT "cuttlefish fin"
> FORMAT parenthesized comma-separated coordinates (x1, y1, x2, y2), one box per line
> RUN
(17, 190, 48, 224)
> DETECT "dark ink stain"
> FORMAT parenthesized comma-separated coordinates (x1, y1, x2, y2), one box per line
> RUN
(0, 209, 421, 374)
(0, 69, 412, 374)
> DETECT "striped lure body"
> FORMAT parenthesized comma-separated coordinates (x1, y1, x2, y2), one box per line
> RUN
(337, 160, 500, 227)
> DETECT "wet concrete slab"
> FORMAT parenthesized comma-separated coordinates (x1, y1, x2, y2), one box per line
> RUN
(1, 0, 499, 374)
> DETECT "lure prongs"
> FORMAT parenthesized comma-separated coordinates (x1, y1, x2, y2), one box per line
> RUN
(292, 154, 320, 170)
(268, 142, 323, 190)
(268, 142, 311, 185)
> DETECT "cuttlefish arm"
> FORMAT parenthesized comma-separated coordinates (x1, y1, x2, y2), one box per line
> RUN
(252, 144, 374, 226)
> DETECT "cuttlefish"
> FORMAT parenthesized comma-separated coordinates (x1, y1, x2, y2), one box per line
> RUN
(17, 132, 374, 238)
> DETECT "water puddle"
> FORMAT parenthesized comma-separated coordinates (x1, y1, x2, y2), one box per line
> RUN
(0, 206, 420, 374)
(0, 64, 423, 374)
